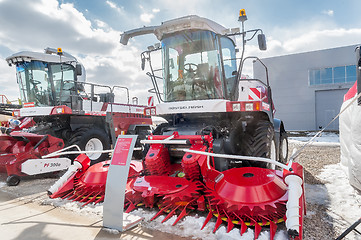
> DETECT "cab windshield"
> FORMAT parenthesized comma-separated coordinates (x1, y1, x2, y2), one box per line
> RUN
(162, 30, 225, 102)
(16, 61, 76, 106)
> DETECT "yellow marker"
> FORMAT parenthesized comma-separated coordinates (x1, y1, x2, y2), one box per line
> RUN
(57, 48, 63, 55)
(239, 9, 246, 17)
(238, 9, 248, 22)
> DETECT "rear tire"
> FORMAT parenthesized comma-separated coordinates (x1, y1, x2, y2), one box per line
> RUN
(6, 175, 20, 186)
(68, 128, 110, 165)
(241, 120, 276, 168)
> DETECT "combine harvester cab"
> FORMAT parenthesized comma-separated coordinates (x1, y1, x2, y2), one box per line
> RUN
(49, 10, 305, 239)
(5, 47, 152, 165)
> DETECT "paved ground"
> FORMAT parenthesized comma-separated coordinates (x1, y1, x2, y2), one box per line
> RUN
(0, 174, 186, 240)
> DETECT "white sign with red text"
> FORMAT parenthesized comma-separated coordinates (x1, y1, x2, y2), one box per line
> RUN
(21, 158, 71, 175)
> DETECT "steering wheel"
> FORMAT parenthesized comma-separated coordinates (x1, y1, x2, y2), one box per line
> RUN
(30, 79, 41, 85)
(183, 63, 198, 74)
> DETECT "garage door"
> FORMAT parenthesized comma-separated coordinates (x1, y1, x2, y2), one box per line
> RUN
(315, 89, 348, 131)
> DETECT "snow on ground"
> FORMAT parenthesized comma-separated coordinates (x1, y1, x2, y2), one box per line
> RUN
(39, 197, 289, 240)
(316, 163, 361, 239)
(40, 197, 103, 216)
(288, 131, 340, 146)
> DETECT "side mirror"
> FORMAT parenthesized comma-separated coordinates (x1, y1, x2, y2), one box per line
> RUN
(75, 64, 82, 76)
(257, 34, 267, 51)
(141, 57, 146, 71)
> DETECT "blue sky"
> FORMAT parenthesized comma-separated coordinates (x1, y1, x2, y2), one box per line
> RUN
(0, 0, 361, 103)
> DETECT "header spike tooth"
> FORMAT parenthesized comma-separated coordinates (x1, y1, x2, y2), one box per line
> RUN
(151, 203, 172, 221)
(213, 213, 223, 233)
(240, 220, 248, 236)
(172, 205, 188, 226)
(93, 195, 104, 205)
(125, 201, 137, 213)
(61, 190, 75, 199)
(201, 211, 213, 230)
(79, 191, 95, 203)
(254, 222, 262, 239)
(81, 191, 102, 207)
(232, 212, 248, 236)
(162, 205, 179, 223)
(225, 213, 234, 233)
(269, 221, 277, 240)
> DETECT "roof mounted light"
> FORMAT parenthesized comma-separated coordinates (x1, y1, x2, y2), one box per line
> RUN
(57, 48, 63, 56)
(238, 9, 247, 22)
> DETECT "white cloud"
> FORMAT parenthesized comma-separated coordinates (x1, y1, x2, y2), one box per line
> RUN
(240, 27, 361, 77)
(106, 0, 124, 13)
(94, 19, 108, 29)
(140, 13, 155, 23)
(0, 59, 18, 101)
(152, 8, 160, 13)
(322, 9, 334, 17)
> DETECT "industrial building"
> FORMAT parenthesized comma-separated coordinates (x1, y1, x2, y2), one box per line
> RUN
(253, 44, 358, 131)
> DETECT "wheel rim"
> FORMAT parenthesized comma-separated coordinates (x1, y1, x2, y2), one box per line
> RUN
(281, 138, 288, 159)
(268, 140, 277, 170)
(85, 138, 103, 160)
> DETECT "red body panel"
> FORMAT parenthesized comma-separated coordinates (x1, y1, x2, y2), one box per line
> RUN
(112, 112, 152, 135)
(0, 132, 64, 176)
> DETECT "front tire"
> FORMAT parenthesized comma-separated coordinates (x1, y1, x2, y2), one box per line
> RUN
(241, 120, 276, 168)
(279, 130, 288, 164)
(68, 128, 110, 165)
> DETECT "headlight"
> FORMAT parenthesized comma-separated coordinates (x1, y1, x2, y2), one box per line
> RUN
(232, 103, 241, 111)
(245, 103, 253, 111)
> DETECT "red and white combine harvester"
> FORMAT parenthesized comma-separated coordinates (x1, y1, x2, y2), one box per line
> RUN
(49, 10, 306, 239)
(0, 47, 152, 185)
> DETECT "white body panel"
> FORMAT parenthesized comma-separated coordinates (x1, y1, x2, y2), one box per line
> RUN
(21, 158, 71, 175)
(6, 51, 77, 65)
(18, 102, 145, 117)
(156, 99, 228, 115)
(238, 80, 265, 101)
(20, 106, 54, 116)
